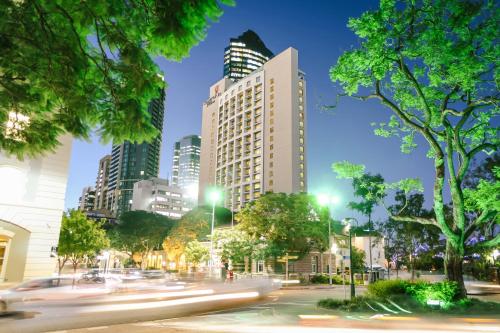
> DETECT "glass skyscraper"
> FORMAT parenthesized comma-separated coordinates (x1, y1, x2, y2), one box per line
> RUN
(223, 30, 273, 81)
(107, 89, 165, 217)
(171, 135, 201, 199)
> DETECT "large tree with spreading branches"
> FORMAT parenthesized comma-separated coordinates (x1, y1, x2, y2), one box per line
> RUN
(0, 0, 232, 158)
(330, 0, 499, 296)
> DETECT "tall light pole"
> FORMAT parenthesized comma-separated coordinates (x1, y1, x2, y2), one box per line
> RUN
(365, 214, 373, 283)
(317, 194, 340, 286)
(343, 218, 358, 299)
(208, 189, 221, 275)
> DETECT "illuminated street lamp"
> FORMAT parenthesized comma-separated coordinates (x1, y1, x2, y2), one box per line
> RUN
(207, 188, 222, 275)
(342, 217, 358, 299)
(316, 193, 340, 286)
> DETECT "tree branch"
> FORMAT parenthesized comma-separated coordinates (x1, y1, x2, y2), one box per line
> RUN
(468, 143, 498, 159)
(390, 214, 438, 226)
(472, 233, 500, 249)
(398, 57, 432, 124)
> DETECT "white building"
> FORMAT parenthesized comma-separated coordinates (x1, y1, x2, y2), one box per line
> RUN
(199, 47, 307, 210)
(0, 136, 72, 282)
(131, 178, 192, 219)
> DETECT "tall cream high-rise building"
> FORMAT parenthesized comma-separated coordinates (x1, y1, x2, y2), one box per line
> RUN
(199, 47, 306, 210)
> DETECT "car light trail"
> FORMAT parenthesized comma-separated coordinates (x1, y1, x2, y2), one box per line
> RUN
(79, 291, 259, 313)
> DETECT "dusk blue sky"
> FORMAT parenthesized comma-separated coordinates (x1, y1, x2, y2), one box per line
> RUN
(65, 0, 438, 222)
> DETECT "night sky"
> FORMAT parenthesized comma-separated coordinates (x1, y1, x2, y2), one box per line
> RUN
(65, 0, 438, 223)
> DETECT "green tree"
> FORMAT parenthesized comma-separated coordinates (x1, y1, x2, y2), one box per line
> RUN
(348, 173, 386, 224)
(162, 208, 210, 269)
(213, 228, 259, 272)
(110, 210, 175, 268)
(351, 247, 366, 273)
(0, 0, 232, 158)
(58, 210, 109, 274)
(329, 0, 499, 296)
(184, 240, 209, 270)
(236, 192, 329, 260)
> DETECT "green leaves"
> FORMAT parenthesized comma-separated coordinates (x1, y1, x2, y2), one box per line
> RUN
(0, 0, 230, 157)
(332, 161, 366, 179)
(58, 210, 109, 260)
(388, 178, 424, 194)
(236, 193, 329, 258)
(184, 240, 209, 266)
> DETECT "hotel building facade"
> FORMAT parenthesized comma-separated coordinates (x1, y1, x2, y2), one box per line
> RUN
(199, 47, 307, 210)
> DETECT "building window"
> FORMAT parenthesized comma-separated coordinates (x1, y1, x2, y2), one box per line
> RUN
(269, 180, 273, 186)
(312, 256, 319, 273)
(270, 78, 274, 84)
(257, 260, 264, 273)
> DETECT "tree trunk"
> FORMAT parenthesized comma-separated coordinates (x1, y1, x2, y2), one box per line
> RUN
(444, 240, 466, 298)
(244, 256, 249, 273)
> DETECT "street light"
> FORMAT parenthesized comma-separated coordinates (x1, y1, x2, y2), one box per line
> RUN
(342, 217, 358, 299)
(207, 188, 222, 275)
(316, 193, 340, 286)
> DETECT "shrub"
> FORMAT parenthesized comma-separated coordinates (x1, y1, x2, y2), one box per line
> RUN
(405, 280, 460, 309)
(310, 274, 349, 284)
(367, 279, 407, 298)
(318, 296, 373, 312)
(317, 298, 346, 309)
(310, 274, 329, 284)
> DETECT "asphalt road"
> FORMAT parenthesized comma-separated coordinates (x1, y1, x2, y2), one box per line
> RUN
(54, 287, 500, 333)
(1, 283, 499, 333)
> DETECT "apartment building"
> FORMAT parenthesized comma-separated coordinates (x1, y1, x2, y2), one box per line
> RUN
(199, 47, 307, 210)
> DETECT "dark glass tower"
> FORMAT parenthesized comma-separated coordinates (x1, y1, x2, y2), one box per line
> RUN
(107, 89, 165, 217)
(223, 30, 273, 81)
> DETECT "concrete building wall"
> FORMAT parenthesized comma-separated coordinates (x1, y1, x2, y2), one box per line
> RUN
(131, 178, 191, 219)
(0, 135, 72, 282)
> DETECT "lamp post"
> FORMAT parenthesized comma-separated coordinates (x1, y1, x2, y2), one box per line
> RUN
(208, 189, 221, 276)
(364, 216, 374, 283)
(343, 217, 358, 299)
(317, 194, 340, 286)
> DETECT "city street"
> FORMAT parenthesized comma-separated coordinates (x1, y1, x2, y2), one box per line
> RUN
(65, 288, 500, 333)
(1, 286, 495, 333)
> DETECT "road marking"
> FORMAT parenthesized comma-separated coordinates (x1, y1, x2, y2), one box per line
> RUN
(455, 317, 500, 323)
(298, 315, 339, 320)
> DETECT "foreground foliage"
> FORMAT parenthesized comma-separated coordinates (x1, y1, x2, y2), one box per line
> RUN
(58, 210, 109, 273)
(0, 0, 232, 157)
(330, 0, 499, 297)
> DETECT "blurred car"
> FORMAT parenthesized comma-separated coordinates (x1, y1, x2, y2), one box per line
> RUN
(0, 277, 116, 311)
(139, 270, 165, 279)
